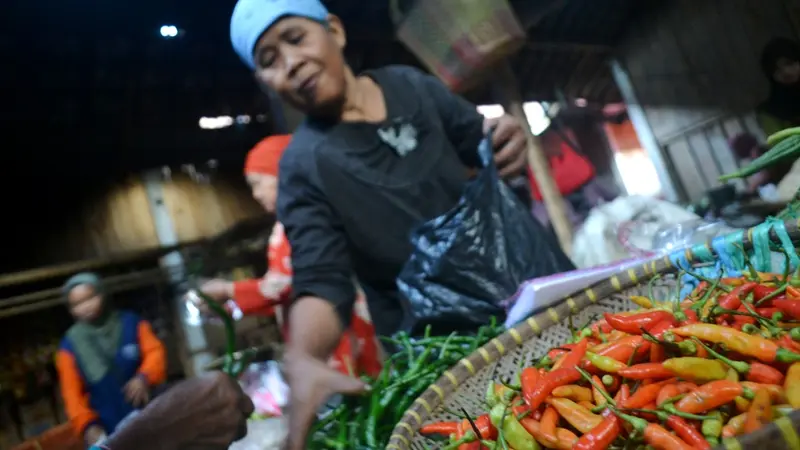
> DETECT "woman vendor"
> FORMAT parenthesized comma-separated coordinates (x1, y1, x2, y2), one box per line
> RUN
(198, 134, 381, 378)
(229, 0, 572, 447)
(56, 272, 167, 446)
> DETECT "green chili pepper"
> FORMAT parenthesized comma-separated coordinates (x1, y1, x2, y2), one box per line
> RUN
(194, 289, 237, 376)
(489, 404, 539, 450)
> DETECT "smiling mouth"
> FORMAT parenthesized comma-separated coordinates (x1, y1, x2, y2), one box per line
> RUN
(296, 73, 319, 97)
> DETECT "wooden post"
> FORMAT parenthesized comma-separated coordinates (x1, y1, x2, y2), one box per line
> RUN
(495, 62, 574, 255)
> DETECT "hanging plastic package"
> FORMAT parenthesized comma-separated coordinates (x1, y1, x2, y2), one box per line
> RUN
(396, 131, 575, 335)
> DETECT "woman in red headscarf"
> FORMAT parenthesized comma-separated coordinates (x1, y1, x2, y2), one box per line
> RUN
(199, 135, 381, 377)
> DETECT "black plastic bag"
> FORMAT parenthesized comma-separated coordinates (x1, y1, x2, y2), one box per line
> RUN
(397, 132, 575, 335)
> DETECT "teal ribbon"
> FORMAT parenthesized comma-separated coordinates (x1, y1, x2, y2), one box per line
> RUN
(751, 222, 772, 272)
(765, 218, 799, 271)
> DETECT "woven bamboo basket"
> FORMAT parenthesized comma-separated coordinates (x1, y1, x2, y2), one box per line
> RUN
(387, 218, 800, 449)
(390, 0, 526, 92)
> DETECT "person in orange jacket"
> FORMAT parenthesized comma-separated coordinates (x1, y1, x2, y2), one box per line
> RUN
(55, 272, 166, 446)
(199, 135, 382, 377)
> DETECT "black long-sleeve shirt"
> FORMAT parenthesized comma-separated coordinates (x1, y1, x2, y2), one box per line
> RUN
(276, 65, 488, 337)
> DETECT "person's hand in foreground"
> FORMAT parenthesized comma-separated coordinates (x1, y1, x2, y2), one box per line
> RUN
(283, 349, 368, 450)
(105, 371, 253, 450)
(122, 375, 150, 408)
(485, 115, 528, 179)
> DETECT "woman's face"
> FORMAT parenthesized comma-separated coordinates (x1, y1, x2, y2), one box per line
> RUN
(247, 173, 279, 212)
(68, 284, 103, 322)
(253, 16, 348, 116)
(773, 57, 800, 85)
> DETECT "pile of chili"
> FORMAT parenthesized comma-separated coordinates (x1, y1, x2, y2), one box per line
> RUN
(419, 270, 800, 450)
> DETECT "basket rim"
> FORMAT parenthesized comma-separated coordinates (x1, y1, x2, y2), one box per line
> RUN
(386, 218, 800, 449)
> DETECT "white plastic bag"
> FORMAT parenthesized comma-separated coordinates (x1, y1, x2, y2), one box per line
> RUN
(572, 195, 700, 268)
(239, 361, 289, 418)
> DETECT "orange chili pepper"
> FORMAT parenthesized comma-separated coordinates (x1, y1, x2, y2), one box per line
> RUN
(785, 362, 800, 407)
(591, 375, 607, 406)
(674, 380, 750, 414)
(551, 385, 593, 403)
(656, 384, 681, 406)
(623, 378, 676, 409)
(546, 398, 603, 433)
(741, 382, 787, 404)
(540, 405, 560, 443)
(743, 388, 772, 433)
(617, 362, 673, 380)
(554, 428, 579, 448)
(672, 324, 800, 364)
(578, 400, 596, 410)
(519, 418, 575, 450)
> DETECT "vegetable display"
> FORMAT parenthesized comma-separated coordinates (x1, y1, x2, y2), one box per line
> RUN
(416, 269, 800, 449)
(309, 320, 505, 449)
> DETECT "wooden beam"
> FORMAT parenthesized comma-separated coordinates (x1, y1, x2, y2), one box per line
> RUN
(495, 63, 574, 255)
(0, 242, 197, 289)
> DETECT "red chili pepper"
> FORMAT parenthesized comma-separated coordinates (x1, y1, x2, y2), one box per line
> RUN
(560, 338, 589, 370)
(680, 309, 700, 325)
(473, 415, 497, 440)
(420, 421, 460, 436)
(592, 335, 650, 365)
(604, 311, 675, 335)
(649, 320, 676, 338)
(666, 416, 710, 449)
(571, 415, 620, 450)
(643, 422, 695, 450)
(773, 299, 800, 320)
(731, 313, 756, 327)
(753, 284, 782, 304)
(617, 362, 673, 380)
(650, 343, 666, 363)
(756, 307, 781, 318)
(457, 419, 480, 450)
(718, 282, 757, 311)
(589, 319, 613, 337)
(780, 334, 800, 353)
(623, 378, 676, 409)
(520, 367, 540, 408)
(524, 367, 581, 410)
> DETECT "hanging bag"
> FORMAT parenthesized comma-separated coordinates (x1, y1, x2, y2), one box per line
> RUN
(397, 131, 575, 334)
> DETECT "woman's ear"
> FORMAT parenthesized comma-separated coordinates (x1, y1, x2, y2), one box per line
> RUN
(326, 14, 347, 50)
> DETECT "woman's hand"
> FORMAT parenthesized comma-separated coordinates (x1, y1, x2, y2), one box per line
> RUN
(283, 350, 368, 450)
(123, 375, 150, 408)
(105, 372, 254, 450)
(484, 115, 528, 179)
(200, 279, 235, 302)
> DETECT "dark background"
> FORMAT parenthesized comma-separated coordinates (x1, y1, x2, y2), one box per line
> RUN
(2, 0, 651, 272)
